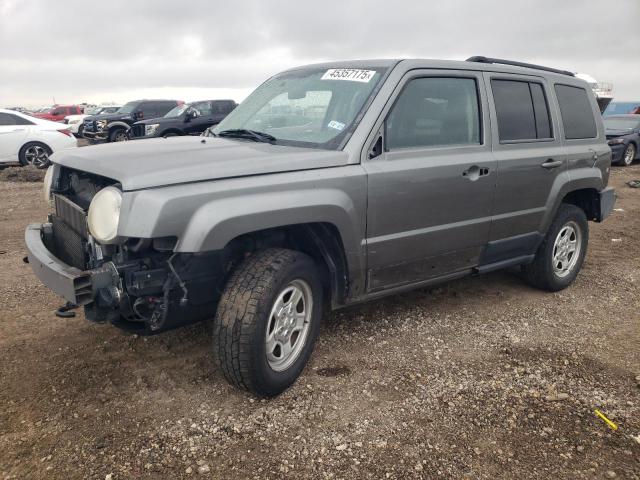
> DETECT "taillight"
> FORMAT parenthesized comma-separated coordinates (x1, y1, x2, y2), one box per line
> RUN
(58, 129, 73, 137)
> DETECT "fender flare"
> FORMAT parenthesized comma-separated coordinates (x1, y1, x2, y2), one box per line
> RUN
(540, 167, 604, 233)
(107, 121, 132, 133)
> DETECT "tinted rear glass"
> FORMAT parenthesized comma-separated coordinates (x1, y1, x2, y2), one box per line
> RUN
(491, 80, 537, 141)
(554, 84, 597, 139)
(530, 83, 552, 139)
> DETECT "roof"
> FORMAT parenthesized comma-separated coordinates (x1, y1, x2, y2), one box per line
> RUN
(286, 58, 579, 82)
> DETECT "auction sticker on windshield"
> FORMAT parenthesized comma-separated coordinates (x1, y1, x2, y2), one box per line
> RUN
(321, 69, 376, 83)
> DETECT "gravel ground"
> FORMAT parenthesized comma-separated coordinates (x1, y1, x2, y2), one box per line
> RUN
(0, 164, 639, 480)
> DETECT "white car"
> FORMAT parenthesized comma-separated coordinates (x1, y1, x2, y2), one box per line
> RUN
(64, 105, 120, 136)
(0, 109, 77, 169)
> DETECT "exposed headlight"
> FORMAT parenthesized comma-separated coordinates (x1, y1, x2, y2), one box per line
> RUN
(88, 186, 122, 243)
(96, 119, 108, 130)
(607, 138, 625, 145)
(145, 124, 160, 136)
(43, 166, 54, 203)
(68, 119, 80, 124)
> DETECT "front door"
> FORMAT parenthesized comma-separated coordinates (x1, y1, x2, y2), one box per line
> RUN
(364, 71, 496, 292)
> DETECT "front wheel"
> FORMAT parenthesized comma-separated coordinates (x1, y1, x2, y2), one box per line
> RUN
(619, 143, 636, 166)
(212, 248, 323, 397)
(109, 128, 129, 142)
(522, 204, 588, 291)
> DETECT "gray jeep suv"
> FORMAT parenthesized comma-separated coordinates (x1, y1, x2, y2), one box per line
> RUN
(26, 57, 615, 396)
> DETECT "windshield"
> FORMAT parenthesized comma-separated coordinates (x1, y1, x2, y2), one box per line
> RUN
(604, 117, 640, 130)
(211, 66, 387, 149)
(117, 102, 138, 114)
(165, 104, 190, 117)
(85, 107, 102, 115)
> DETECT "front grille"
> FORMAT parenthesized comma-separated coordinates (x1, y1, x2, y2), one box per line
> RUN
(50, 194, 88, 270)
(51, 216, 87, 270)
(83, 119, 95, 132)
(54, 194, 88, 238)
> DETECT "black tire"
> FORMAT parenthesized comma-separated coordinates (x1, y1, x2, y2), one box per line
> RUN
(212, 248, 323, 397)
(522, 204, 588, 292)
(18, 142, 52, 169)
(76, 124, 84, 138)
(109, 127, 129, 142)
(619, 143, 636, 166)
(162, 131, 180, 138)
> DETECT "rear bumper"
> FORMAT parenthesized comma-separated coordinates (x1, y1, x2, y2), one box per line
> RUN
(596, 187, 616, 222)
(25, 223, 93, 305)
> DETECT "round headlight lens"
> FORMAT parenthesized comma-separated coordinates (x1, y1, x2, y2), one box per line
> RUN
(43, 166, 54, 203)
(88, 186, 122, 243)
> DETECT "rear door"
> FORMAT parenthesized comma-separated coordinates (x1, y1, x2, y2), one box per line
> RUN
(482, 73, 565, 262)
(364, 70, 496, 292)
(0, 112, 30, 161)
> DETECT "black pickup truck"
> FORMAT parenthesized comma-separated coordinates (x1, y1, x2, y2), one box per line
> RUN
(129, 100, 237, 139)
(82, 99, 182, 142)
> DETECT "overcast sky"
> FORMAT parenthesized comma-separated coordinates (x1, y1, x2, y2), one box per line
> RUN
(1, 0, 638, 107)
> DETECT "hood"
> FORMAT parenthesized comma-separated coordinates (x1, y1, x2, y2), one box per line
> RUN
(85, 112, 131, 122)
(134, 115, 181, 127)
(51, 136, 349, 191)
(605, 128, 634, 138)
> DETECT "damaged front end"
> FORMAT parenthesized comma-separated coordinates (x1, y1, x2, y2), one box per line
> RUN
(26, 167, 226, 334)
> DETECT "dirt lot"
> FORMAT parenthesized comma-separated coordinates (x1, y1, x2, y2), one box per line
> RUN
(0, 164, 639, 480)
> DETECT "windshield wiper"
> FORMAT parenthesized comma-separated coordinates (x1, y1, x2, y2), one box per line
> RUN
(217, 129, 277, 143)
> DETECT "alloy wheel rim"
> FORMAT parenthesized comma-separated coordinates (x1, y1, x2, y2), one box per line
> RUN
(24, 145, 49, 168)
(552, 221, 582, 278)
(265, 279, 312, 372)
(114, 132, 128, 142)
(624, 145, 635, 165)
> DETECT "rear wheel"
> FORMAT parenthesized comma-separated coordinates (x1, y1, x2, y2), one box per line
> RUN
(212, 248, 323, 397)
(522, 204, 588, 291)
(619, 143, 636, 166)
(19, 142, 52, 169)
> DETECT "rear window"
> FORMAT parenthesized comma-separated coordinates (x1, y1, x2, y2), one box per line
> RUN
(554, 84, 597, 139)
(491, 79, 552, 142)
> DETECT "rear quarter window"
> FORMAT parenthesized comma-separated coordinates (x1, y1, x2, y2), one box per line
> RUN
(554, 84, 597, 139)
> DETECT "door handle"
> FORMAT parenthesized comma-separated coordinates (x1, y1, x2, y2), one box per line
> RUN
(541, 159, 563, 169)
(462, 165, 490, 180)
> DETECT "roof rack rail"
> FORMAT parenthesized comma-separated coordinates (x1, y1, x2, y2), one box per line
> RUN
(466, 56, 575, 77)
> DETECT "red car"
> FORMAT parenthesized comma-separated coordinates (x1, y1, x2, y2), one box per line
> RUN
(33, 105, 83, 122)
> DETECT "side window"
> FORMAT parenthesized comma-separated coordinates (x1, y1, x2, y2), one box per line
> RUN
(386, 77, 480, 150)
(139, 102, 158, 118)
(554, 84, 597, 139)
(0, 113, 15, 125)
(529, 83, 552, 139)
(491, 79, 552, 142)
(192, 101, 213, 116)
(12, 114, 35, 125)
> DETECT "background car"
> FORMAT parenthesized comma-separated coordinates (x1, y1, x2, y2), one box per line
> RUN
(0, 108, 77, 168)
(82, 99, 183, 142)
(603, 101, 640, 116)
(64, 105, 120, 137)
(32, 105, 83, 122)
(129, 99, 236, 139)
(605, 114, 640, 166)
